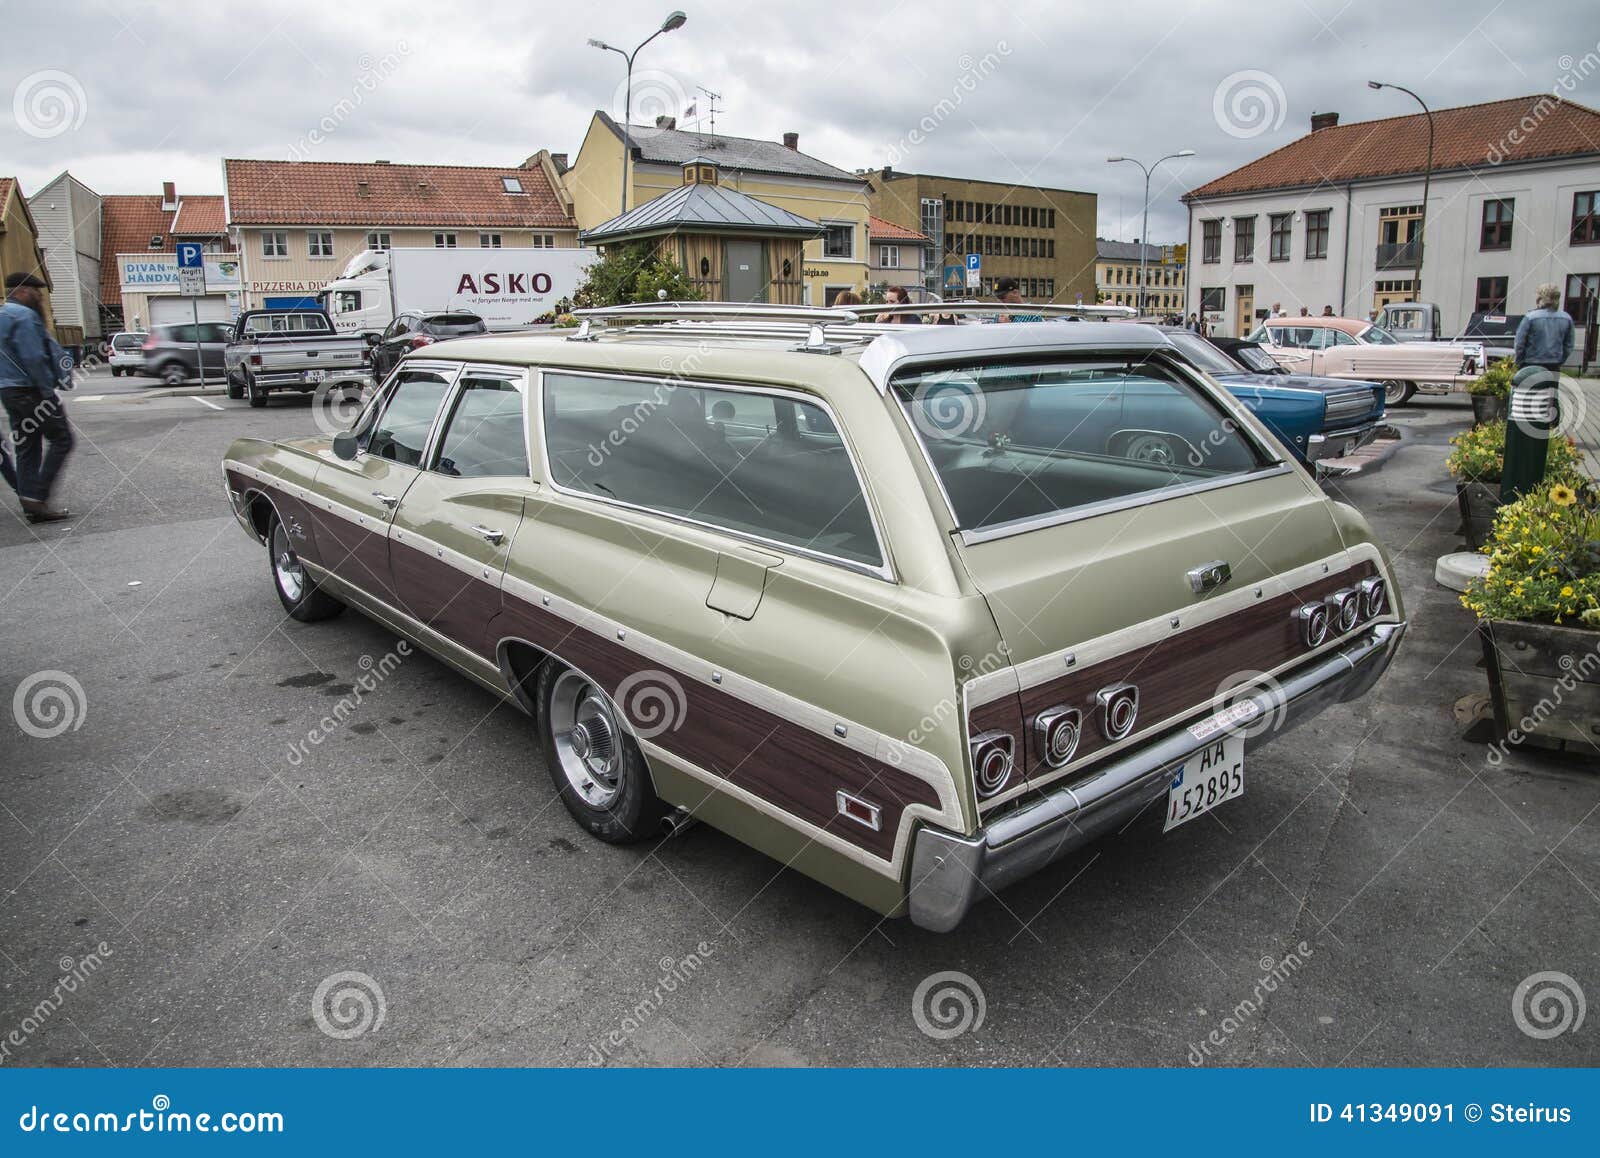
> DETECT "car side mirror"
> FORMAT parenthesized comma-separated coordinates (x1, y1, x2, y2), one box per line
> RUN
(332, 431, 359, 460)
(365, 332, 381, 346)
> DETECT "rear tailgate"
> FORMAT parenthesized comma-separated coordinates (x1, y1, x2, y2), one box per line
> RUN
(256, 336, 369, 373)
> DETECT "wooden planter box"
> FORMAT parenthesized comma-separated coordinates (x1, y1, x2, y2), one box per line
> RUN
(1455, 480, 1501, 549)
(1480, 619, 1600, 756)
(1470, 393, 1507, 425)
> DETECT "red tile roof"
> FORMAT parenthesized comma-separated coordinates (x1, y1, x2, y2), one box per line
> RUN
(867, 214, 929, 242)
(223, 159, 573, 228)
(172, 195, 226, 236)
(1187, 94, 1600, 200)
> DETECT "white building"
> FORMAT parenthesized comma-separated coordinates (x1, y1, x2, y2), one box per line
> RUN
(27, 171, 102, 345)
(1182, 95, 1600, 360)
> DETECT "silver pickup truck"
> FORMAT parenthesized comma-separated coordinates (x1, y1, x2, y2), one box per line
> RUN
(223, 309, 375, 407)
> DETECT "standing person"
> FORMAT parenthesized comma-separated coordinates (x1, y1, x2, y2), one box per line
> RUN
(1502, 283, 1576, 502)
(1298, 306, 1310, 317)
(0, 272, 73, 522)
(991, 277, 1043, 323)
(1186, 312, 1201, 333)
(1270, 302, 1286, 319)
(832, 289, 863, 307)
(875, 284, 922, 324)
(1322, 305, 1335, 316)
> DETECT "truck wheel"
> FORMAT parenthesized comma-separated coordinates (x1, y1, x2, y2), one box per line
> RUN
(160, 362, 187, 387)
(111, 367, 121, 378)
(226, 372, 244, 401)
(246, 374, 268, 408)
(268, 513, 343, 622)
(1382, 380, 1416, 407)
(537, 662, 667, 844)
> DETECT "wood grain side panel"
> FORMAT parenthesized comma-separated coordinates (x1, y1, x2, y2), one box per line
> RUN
(228, 470, 323, 570)
(388, 538, 504, 660)
(1013, 562, 1379, 779)
(493, 598, 942, 861)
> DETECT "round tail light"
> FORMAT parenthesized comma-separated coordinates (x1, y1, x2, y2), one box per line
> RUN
(1034, 707, 1082, 768)
(1096, 684, 1139, 741)
(1359, 576, 1387, 619)
(1327, 588, 1361, 634)
(1297, 602, 1331, 647)
(970, 732, 1015, 799)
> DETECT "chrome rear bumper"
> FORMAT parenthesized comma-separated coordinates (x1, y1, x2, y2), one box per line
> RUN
(1306, 423, 1380, 462)
(907, 620, 1406, 932)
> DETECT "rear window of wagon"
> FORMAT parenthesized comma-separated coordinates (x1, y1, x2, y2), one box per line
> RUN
(892, 356, 1272, 533)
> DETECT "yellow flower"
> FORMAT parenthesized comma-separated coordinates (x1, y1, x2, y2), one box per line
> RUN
(1562, 586, 1575, 597)
(1551, 484, 1577, 507)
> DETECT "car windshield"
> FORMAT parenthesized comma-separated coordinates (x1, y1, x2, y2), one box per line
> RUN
(893, 356, 1270, 534)
(1164, 332, 1242, 375)
(1231, 345, 1283, 373)
(1358, 324, 1398, 345)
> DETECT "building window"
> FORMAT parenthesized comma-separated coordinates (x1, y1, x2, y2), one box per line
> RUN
(1474, 276, 1508, 314)
(1202, 220, 1221, 263)
(1046, 279, 1055, 296)
(1269, 213, 1292, 261)
(366, 231, 391, 250)
(1233, 216, 1255, 263)
(501, 176, 524, 193)
(308, 230, 334, 258)
(1200, 286, 1225, 313)
(1565, 273, 1599, 322)
(822, 221, 854, 259)
(1305, 210, 1330, 260)
(878, 245, 900, 269)
(1479, 199, 1514, 251)
(1572, 192, 1600, 246)
(480, 233, 502, 248)
(262, 231, 287, 258)
(435, 232, 458, 248)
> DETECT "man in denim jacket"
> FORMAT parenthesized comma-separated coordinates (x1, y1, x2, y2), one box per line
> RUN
(0, 272, 73, 521)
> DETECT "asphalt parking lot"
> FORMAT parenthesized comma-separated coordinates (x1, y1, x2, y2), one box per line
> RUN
(1, 383, 1596, 1067)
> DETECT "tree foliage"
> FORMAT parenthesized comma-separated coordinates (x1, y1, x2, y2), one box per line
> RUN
(571, 240, 705, 308)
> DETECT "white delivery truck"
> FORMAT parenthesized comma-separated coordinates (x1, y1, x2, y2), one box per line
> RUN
(319, 247, 591, 333)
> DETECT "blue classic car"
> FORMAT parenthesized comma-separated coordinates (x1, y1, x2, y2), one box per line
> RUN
(1161, 330, 1385, 467)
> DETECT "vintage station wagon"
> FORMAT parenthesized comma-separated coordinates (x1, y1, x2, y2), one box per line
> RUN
(223, 303, 1405, 931)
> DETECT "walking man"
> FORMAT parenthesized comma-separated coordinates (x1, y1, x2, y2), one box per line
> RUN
(0, 272, 73, 522)
(1502, 283, 1576, 502)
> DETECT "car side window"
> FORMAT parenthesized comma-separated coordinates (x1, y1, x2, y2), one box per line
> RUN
(362, 369, 452, 466)
(432, 374, 529, 478)
(1329, 329, 1356, 346)
(542, 372, 884, 570)
(381, 318, 407, 342)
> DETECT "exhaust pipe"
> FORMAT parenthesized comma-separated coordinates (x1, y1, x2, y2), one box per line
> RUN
(660, 806, 699, 838)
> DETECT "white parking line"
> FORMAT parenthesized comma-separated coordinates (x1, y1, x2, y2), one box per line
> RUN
(75, 394, 105, 402)
(190, 396, 225, 411)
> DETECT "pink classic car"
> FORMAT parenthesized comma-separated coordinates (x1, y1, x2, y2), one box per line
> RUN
(1247, 317, 1483, 406)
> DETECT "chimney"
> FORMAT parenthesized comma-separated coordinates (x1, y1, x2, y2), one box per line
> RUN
(550, 152, 569, 172)
(655, 115, 676, 130)
(161, 181, 177, 210)
(782, 132, 799, 150)
(1310, 111, 1339, 132)
(883, 165, 894, 179)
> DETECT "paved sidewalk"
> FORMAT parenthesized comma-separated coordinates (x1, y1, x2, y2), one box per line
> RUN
(1573, 375, 1600, 476)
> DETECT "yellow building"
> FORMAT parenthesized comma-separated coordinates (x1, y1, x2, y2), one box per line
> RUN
(1096, 239, 1187, 316)
(866, 168, 1097, 304)
(563, 113, 871, 305)
(0, 177, 56, 334)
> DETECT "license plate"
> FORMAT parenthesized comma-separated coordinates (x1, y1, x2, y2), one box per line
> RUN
(1164, 732, 1244, 831)
(1341, 439, 1357, 457)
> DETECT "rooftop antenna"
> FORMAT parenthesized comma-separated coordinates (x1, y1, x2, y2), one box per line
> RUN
(696, 86, 722, 134)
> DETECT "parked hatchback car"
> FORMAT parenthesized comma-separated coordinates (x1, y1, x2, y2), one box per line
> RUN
(1161, 330, 1385, 467)
(106, 331, 148, 376)
(142, 321, 233, 386)
(223, 304, 1405, 931)
(369, 310, 488, 382)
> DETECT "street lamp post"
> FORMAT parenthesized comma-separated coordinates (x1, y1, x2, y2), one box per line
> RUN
(588, 10, 688, 216)
(1106, 150, 1195, 316)
(1368, 80, 1433, 304)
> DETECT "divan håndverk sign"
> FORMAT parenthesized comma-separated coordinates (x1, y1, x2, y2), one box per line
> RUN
(119, 254, 242, 290)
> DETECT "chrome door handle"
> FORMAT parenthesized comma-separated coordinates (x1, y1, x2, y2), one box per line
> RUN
(470, 524, 506, 545)
(372, 491, 399, 508)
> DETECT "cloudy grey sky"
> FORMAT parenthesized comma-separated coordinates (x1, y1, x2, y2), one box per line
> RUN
(3, 0, 1596, 242)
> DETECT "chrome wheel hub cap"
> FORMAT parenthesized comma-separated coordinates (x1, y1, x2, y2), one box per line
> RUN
(272, 527, 305, 602)
(550, 672, 623, 808)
